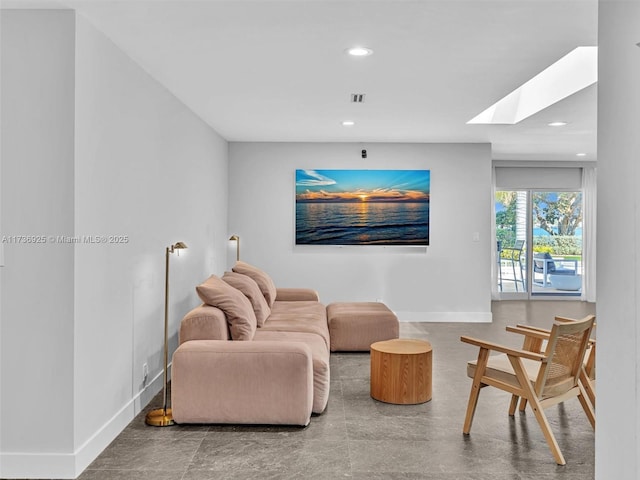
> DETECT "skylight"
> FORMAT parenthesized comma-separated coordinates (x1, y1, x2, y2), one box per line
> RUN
(468, 46, 598, 125)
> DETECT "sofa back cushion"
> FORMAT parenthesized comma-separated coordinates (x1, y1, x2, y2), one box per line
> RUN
(196, 275, 257, 341)
(232, 261, 278, 307)
(222, 271, 271, 327)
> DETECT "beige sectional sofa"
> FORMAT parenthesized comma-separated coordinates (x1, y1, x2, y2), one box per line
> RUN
(171, 261, 330, 426)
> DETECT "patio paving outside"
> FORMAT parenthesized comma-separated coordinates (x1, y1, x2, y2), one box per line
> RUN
(498, 259, 583, 296)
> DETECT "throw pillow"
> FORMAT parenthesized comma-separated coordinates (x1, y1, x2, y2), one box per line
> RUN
(231, 261, 278, 307)
(196, 274, 257, 341)
(222, 271, 271, 327)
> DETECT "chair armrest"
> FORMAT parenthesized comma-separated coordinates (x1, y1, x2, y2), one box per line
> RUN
(506, 325, 552, 340)
(460, 335, 547, 362)
(506, 325, 551, 354)
(275, 288, 320, 302)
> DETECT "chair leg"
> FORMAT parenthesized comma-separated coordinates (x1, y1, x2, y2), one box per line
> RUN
(509, 395, 519, 416)
(580, 367, 596, 408)
(463, 348, 489, 435)
(508, 355, 566, 465)
(519, 397, 528, 412)
(577, 382, 596, 429)
(528, 394, 566, 465)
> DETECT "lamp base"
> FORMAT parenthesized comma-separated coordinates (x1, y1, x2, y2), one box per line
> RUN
(145, 408, 174, 427)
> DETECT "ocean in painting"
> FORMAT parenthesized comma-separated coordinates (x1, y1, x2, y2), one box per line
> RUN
(296, 201, 429, 245)
(295, 169, 430, 246)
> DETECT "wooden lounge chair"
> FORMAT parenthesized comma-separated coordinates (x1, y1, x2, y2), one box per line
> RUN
(511, 316, 596, 408)
(461, 315, 596, 465)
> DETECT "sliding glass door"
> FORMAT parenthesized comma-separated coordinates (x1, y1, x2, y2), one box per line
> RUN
(495, 189, 583, 298)
(530, 191, 582, 296)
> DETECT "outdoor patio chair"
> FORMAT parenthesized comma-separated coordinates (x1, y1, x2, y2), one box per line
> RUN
(501, 239, 525, 291)
(461, 314, 596, 465)
(533, 252, 577, 287)
(533, 252, 555, 274)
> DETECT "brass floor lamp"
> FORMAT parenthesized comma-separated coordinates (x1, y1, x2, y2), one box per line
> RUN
(145, 241, 187, 427)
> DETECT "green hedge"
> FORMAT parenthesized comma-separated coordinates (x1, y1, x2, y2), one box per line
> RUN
(498, 235, 582, 256)
(533, 236, 582, 255)
(496, 230, 516, 247)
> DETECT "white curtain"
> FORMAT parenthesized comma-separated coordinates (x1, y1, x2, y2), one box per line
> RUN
(516, 191, 527, 242)
(582, 167, 597, 302)
(491, 167, 500, 300)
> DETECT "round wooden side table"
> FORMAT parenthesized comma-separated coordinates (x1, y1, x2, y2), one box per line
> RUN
(370, 338, 432, 404)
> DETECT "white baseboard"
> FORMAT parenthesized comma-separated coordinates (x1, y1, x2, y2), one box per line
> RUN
(0, 367, 166, 479)
(0, 452, 77, 479)
(395, 311, 493, 323)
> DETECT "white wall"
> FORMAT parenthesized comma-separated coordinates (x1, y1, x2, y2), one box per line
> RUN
(73, 14, 228, 472)
(229, 142, 492, 322)
(596, 1, 640, 478)
(0, 11, 229, 479)
(0, 8, 76, 467)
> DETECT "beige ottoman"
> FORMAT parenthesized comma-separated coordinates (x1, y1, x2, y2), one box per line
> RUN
(327, 302, 399, 352)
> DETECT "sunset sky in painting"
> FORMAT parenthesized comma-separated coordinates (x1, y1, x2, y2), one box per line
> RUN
(296, 169, 430, 203)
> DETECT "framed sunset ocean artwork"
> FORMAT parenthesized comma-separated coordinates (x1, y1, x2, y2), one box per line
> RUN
(295, 169, 430, 246)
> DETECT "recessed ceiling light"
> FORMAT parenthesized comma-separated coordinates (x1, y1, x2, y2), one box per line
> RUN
(576, 153, 587, 157)
(346, 46, 373, 57)
(342, 120, 355, 126)
(548, 121, 568, 127)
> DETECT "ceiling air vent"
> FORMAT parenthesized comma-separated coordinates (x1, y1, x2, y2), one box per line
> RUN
(351, 93, 366, 103)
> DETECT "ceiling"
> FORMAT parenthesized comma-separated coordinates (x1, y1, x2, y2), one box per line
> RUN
(3, 0, 598, 161)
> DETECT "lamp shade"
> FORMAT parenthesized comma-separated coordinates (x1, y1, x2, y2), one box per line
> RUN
(228, 235, 240, 261)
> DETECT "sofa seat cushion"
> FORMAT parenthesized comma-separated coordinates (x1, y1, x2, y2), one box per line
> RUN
(262, 301, 330, 348)
(222, 271, 271, 327)
(232, 261, 278, 307)
(254, 330, 330, 414)
(196, 275, 257, 341)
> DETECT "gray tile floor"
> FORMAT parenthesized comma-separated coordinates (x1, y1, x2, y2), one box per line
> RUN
(79, 300, 596, 480)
